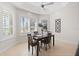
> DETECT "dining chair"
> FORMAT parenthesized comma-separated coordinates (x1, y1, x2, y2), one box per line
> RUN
(41, 32, 52, 50)
(27, 33, 37, 55)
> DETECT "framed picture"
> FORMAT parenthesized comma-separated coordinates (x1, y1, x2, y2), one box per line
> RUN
(55, 19, 61, 33)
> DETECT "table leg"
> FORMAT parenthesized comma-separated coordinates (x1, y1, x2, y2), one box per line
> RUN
(53, 35, 55, 46)
(28, 40, 30, 51)
(37, 41, 39, 56)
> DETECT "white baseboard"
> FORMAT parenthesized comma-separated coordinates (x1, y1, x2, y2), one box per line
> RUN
(0, 35, 27, 53)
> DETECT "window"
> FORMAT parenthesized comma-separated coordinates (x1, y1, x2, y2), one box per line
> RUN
(38, 19, 48, 34)
(41, 20, 47, 26)
(0, 10, 13, 37)
(3, 16, 9, 35)
(30, 19, 36, 32)
(20, 16, 38, 33)
(20, 16, 28, 33)
(20, 15, 49, 33)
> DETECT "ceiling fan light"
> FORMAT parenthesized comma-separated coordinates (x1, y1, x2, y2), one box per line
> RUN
(41, 5, 44, 8)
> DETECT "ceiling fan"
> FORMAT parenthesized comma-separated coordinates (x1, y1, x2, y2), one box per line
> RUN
(41, 2, 54, 8)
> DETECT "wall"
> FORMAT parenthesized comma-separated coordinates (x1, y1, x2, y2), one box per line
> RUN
(50, 2, 79, 44)
(0, 3, 17, 53)
(0, 3, 15, 40)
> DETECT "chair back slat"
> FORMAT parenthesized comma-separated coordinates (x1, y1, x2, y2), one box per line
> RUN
(27, 34, 33, 44)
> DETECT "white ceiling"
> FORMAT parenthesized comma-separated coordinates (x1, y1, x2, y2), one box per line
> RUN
(11, 2, 68, 15)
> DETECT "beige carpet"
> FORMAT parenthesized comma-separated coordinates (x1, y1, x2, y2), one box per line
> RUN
(0, 39, 77, 56)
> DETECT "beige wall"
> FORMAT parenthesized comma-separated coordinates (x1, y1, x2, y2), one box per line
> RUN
(50, 2, 79, 44)
(0, 3, 17, 53)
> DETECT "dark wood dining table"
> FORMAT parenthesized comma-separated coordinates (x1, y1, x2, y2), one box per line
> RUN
(33, 34, 55, 56)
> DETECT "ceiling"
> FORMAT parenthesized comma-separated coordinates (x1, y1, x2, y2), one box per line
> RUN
(11, 2, 68, 15)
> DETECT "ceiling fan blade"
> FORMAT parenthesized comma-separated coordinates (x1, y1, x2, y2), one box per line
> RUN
(44, 2, 54, 6)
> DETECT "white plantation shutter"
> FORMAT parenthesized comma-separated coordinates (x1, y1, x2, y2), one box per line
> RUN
(0, 9, 13, 38)
(0, 10, 3, 37)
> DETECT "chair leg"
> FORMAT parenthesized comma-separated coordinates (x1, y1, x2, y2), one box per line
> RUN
(39, 46, 40, 51)
(45, 44, 47, 51)
(46, 44, 47, 50)
(41, 41, 43, 48)
(48, 43, 51, 48)
(28, 44, 30, 51)
(32, 46, 33, 55)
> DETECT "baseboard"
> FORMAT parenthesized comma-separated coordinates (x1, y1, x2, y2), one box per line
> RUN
(0, 36, 27, 53)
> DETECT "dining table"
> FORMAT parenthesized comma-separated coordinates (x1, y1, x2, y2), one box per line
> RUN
(33, 34, 55, 56)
